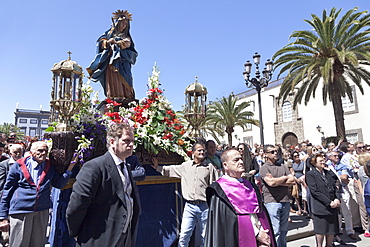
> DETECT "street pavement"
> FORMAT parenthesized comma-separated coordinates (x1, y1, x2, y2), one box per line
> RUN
(45, 212, 369, 246)
(287, 212, 370, 247)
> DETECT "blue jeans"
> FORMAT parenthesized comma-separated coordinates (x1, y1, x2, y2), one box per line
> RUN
(265, 202, 290, 247)
(178, 202, 208, 247)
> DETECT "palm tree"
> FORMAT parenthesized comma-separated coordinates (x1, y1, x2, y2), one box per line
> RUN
(273, 7, 370, 138)
(176, 110, 225, 143)
(0, 122, 24, 139)
(206, 94, 259, 146)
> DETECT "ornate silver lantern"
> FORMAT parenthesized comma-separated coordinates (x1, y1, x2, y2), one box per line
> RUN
(184, 77, 208, 137)
(50, 52, 83, 131)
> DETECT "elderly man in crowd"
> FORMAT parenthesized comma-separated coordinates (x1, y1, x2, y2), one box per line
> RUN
(205, 148, 275, 247)
(0, 141, 76, 247)
(326, 150, 360, 241)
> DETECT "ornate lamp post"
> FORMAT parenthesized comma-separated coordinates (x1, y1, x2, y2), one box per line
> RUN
(316, 125, 325, 142)
(243, 52, 273, 145)
(184, 77, 208, 137)
(50, 51, 83, 132)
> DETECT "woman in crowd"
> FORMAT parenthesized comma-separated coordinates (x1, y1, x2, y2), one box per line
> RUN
(357, 153, 370, 237)
(291, 151, 308, 215)
(237, 143, 258, 183)
(364, 160, 370, 236)
(306, 152, 340, 247)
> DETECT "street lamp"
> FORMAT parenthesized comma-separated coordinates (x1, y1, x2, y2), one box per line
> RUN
(316, 125, 325, 142)
(243, 52, 273, 146)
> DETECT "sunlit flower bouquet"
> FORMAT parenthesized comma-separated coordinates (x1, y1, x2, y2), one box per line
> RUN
(117, 64, 191, 158)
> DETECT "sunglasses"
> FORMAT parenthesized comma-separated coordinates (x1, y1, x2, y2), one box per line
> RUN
(266, 150, 278, 154)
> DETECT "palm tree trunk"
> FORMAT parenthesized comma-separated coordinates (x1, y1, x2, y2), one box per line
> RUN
(226, 126, 234, 147)
(227, 132, 232, 147)
(330, 82, 346, 138)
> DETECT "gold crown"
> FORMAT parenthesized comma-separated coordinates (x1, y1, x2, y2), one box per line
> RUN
(112, 10, 132, 21)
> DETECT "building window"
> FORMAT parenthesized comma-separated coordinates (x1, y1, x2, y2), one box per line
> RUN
(29, 128, 37, 137)
(41, 120, 48, 125)
(282, 101, 292, 122)
(342, 86, 358, 114)
(345, 128, 363, 143)
(346, 133, 358, 143)
(243, 136, 253, 147)
(20, 127, 27, 134)
(244, 116, 252, 131)
(30, 119, 37, 124)
(19, 119, 27, 123)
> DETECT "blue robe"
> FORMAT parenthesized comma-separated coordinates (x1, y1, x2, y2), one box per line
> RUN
(87, 27, 138, 98)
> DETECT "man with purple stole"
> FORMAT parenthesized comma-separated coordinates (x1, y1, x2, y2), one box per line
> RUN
(204, 148, 275, 247)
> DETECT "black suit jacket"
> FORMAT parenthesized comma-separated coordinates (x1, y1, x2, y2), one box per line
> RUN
(66, 152, 140, 247)
(305, 168, 339, 216)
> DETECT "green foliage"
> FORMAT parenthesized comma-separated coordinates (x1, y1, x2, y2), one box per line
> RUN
(273, 7, 370, 137)
(205, 94, 258, 146)
(0, 122, 25, 139)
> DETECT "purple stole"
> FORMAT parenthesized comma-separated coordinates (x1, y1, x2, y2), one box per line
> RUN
(217, 176, 275, 247)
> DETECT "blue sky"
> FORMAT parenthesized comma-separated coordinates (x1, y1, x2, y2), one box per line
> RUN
(0, 0, 367, 124)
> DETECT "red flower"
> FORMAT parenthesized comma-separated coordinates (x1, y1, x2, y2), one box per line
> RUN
(106, 98, 121, 106)
(105, 112, 122, 123)
(162, 132, 173, 140)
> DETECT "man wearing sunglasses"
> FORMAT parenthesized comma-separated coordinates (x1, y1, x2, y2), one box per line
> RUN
(259, 145, 295, 247)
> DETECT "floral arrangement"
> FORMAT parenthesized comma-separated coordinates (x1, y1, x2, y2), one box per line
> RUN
(46, 64, 191, 163)
(117, 65, 191, 158)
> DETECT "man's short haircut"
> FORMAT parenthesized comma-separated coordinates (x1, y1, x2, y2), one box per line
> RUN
(9, 144, 23, 153)
(220, 148, 238, 163)
(192, 142, 205, 152)
(30, 141, 47, 152)
(354, 141, 363, 147)
(263, 144, 275, 153)
(106, 123, 133, 149)
(339, 142, 349, 153)
(326, 151, 338, 157)
(205, 140, 215, 148)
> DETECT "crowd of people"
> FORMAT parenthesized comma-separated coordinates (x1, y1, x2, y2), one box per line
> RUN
(220, 140, 370, 247)
(0, 127, 369, 247)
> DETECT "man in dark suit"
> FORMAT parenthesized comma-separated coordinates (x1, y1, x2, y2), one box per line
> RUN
(66, 123, 140, 247)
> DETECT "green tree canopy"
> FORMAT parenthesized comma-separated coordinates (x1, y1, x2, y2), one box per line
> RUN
(273, 7, 370, 138)
(0, 122, 24, 140)
(206, 94, 259, 146)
